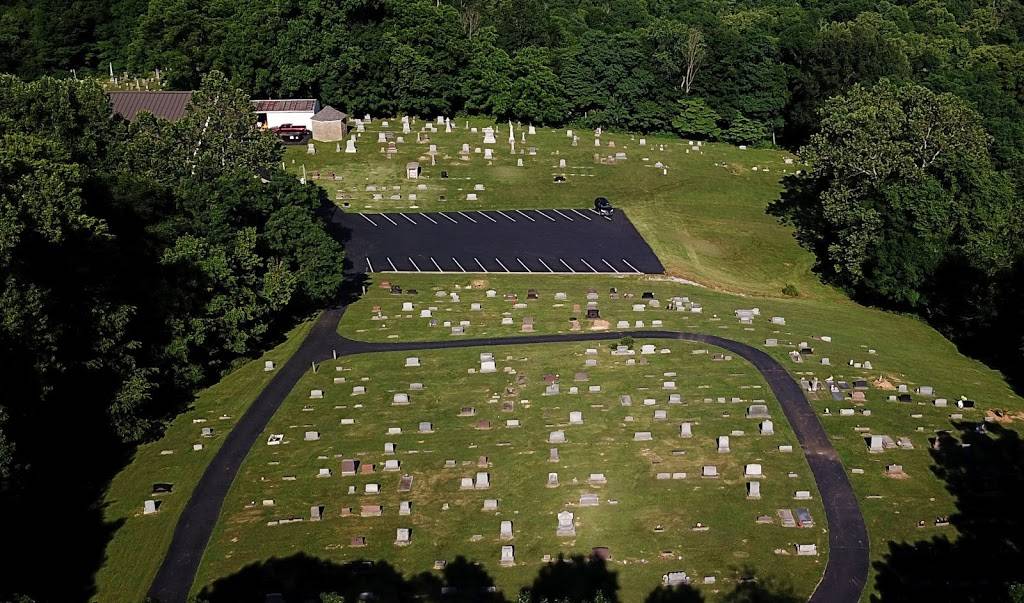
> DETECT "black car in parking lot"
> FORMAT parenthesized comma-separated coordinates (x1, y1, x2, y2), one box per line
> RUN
(594, 197, 614, 215)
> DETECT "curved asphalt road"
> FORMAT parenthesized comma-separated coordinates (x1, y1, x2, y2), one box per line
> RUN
(149, 315, 868, 603)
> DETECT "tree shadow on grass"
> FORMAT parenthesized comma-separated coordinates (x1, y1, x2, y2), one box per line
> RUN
(195, 552, 804, 603)
(871, 421, 1024, 602)
(644, 584, 705, 603)
(195, 553, 506, 603)
(524, 553, 620, 602)
(720, 566, 801, 603)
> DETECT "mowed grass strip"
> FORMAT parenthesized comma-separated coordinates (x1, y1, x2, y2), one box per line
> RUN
(95, 319, 315, 602)
(193, 342, 827, 601)
(285, 120, 820, 298)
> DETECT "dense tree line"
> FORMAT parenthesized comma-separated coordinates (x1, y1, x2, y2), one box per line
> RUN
(771, 79, 1024, 387)
(0, 70, 344, 580)
(0, 0, 1019, 149)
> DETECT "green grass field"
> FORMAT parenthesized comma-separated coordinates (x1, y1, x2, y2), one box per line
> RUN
(95, 117, 1024, 602)
(192, 342, 827, 601)
(94, 320, 314, 602)
(286, 119, 819, 298)
(336, 274, 1023, 599)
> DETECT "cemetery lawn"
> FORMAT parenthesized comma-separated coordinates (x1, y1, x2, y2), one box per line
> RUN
(94, 319, 316, 603)
(285, 120, 819, 298)
(338, 272, 1024, 600)
(192, 342, 828, 601)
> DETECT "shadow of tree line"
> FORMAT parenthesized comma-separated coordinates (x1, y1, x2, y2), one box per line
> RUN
(185, 553, 801, 603)
(871, 421, 1024, 602)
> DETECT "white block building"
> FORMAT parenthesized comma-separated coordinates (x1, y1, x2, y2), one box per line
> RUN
(253, 99, 321, 130)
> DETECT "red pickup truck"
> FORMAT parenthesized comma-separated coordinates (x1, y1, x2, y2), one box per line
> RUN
(270, 124, 312, 144)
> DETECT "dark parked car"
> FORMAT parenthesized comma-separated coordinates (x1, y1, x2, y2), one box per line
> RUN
(594, 197, 613, 215)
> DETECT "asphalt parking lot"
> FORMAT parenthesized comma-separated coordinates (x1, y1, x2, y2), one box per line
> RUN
(328, 207, 664, 274)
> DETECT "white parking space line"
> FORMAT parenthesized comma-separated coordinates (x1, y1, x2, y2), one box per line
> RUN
(515, 210, 536, 222)
(496, 210, 516, 223)
(601, 259, 620, 273)
(571, 209, 592, 221)
(579, 258, 598, 273)
(380, 213, 399, 226)
(400, 213, 417, 225)
(430, 257, 442, 271)
(559, 258, 576, 273)
(552, 209, 574, 221)
(535, 210, 557, 222)
(418, 212, 438, 225)
(440, 212, 459, 224)
(477, 211, 498, 223)
(387, 257, 398, 271)
(366, 258, 375, 272)
(452, 257, 467, 272)
(359, 214, 379, 227)
(474, 257, 487, 272)
(588, 209, 613, 221)
(458, 211, 478, 224)
(621, 258, 642, 274)
(538, 258, 555, 273)
(517, 258, 531, 272)
(494, 257, 511, 272)
(408, 257, 421, 272)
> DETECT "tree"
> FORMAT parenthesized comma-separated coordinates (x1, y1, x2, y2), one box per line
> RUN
(680, 29, 705, 94)
(721, 115, 765, 144)
(671, 98, 721, 139)
(769, 79, 1019, 305)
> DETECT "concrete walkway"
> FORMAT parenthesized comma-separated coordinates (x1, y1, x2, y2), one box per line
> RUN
(149, 319, 868, 603)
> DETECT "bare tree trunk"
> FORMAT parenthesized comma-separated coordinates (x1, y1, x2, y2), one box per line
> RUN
(459, 0, 483, 38)
(680, 29, 706, 95)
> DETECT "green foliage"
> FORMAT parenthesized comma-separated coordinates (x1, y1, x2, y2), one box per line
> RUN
(671, 98, 721, 139)
(770, 78, 1024, 380)
(782, 283, 799, 297)
(1010, 583, 1024, 603)
(721, 115, 766, 145)
(0, 72, 343, 490)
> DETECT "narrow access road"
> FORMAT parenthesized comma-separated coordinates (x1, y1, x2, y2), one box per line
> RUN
(149, 324, 868, 603)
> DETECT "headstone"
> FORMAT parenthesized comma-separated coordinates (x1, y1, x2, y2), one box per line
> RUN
(747, 481, 761, 499)
(143, 499, 159, 515)
(501, 544, 515, 566)
(500, 520, 513, 540)
(680, 422, 693, 438)
(717, 436, 730, 453)
(556, 511, 575, 536)
(760, 420, 774, 436)
(745, 464, 763, 478)
(395, 527, 411, 545)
